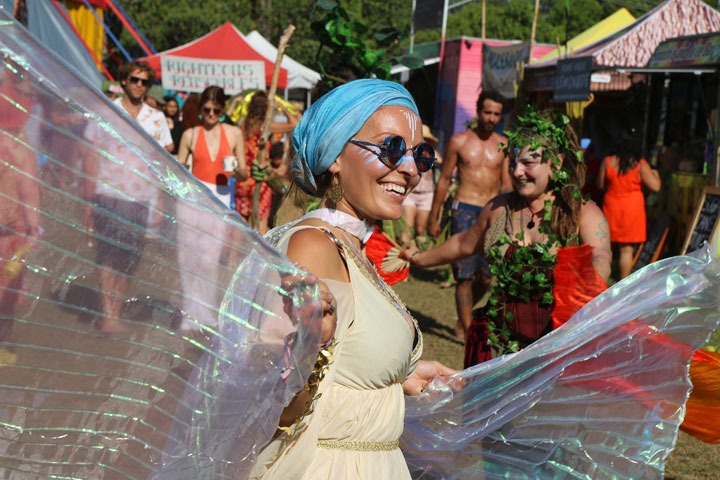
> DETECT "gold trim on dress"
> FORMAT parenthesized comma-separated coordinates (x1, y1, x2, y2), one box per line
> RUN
(276, 340, 336, 436)
(317, 439, 400, 451)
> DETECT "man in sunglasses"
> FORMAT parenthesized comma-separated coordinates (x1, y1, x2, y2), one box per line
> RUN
(115, 61, 173, 153)
(427, 89, 512, 342)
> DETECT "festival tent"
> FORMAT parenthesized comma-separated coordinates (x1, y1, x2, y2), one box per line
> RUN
(245, 30, 320, 90)
(141, 22, 288, 90)
(534, 8, 636, 63)
(526, 0, 720, 95)
(529, 0, 720, 71)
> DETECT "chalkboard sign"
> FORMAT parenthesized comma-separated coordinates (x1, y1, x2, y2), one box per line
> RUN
(681, 186, 720, 254)
(632, 215, 670, 272)
(553, 57, 592, 103)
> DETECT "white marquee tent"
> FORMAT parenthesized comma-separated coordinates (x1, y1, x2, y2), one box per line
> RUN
(245, 30, 321, 92)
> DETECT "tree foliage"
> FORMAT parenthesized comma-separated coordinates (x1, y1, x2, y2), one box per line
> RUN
(412, 0, 669, 48)
(110, 0, 683, 80)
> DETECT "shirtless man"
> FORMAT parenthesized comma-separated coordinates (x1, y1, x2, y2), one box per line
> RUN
(428, 90, 511, 340)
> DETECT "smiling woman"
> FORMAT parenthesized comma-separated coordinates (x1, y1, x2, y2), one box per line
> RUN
(405, 108, 612, 365)
(254, 79, 455, 479)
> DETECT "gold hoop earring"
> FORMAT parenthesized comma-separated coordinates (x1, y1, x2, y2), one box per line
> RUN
(329, 182, 344, 203)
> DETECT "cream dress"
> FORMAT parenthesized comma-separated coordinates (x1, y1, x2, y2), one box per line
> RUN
(250, 225, 423, 479)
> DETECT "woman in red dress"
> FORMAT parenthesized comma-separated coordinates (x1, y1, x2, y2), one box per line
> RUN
(236, 92, 300, 233)
(597, 132, 661, 279)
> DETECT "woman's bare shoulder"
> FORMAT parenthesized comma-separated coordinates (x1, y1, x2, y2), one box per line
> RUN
(180, 126, 196, 140)
(223, 123, 242, 137)
(465, 193, 509, 236)
(485, 193, 510, 220)
(487, 192, 511, 209)
(285, 221, 349, 282)
(580, 199, 605, 224)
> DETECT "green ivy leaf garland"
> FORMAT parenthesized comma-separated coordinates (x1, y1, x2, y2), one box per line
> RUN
(485, 107, 583, 355)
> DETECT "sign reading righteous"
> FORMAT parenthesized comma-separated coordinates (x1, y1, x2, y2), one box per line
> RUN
(161, 55, 265, 94)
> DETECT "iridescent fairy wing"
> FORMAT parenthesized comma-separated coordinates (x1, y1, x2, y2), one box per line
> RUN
(0, 14, 320, 479)
(402, 248, 720, 480)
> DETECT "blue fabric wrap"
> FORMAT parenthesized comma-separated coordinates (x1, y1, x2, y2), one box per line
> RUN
(291, 79, 419, 196)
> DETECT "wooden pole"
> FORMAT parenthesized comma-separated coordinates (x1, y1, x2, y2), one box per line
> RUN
(410, 0, 416, 53)
(481, 0, 486, 42)
(529, 0, 541, 61)
(438, 0, 449, 69)
(250, 24, 295, 230)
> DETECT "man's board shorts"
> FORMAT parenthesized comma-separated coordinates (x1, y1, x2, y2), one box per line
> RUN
(402, 190, 433, 212)
(450, 200, 491, 281)
(93, 196, 148, 275)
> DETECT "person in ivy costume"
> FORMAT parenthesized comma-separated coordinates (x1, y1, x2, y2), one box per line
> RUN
(404, 108, 612, 367)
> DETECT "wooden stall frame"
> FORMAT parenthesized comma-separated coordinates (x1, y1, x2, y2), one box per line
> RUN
(680, 186, 720, 254)
(632, 214, 671, 271)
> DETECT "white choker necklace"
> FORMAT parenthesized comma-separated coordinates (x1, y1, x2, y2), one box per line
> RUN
(302, 208, 375, 244)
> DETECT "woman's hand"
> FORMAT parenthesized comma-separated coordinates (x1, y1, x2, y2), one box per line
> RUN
(251, 162, 271, 182)
(401, 243, 420, 263)
(280, 266, 338, 345)
(402, 360, 460, 396)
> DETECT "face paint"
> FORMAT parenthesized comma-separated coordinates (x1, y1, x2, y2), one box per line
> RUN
(401, 110, 418, 143)
(351, 144, 383, 167)
(399, 151, 414, 168)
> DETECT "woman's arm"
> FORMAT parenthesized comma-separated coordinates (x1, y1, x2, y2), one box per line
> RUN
(596, 157, 607, 191)
(225, 95, 242, 116)
(176, 127, 194, 167)
(230, 125, 248, 181)
(270, 103, 301, 135)
(402, 360, 460, 395)
(277, 227, 346, 428)
(405, 197, 497, 267)
(639, 161, 661, 192)
(579, 201, 612, 283)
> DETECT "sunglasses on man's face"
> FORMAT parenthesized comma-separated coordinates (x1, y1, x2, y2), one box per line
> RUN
(128, 75, 151, 87)
(349, 136, 435, 173)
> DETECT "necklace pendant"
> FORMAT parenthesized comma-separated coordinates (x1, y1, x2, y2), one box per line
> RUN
(527, 220, 535, 229)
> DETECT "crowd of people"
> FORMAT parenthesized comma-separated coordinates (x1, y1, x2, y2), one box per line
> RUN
(111, 58, 668, 367)
(111, 61, 299, 237)
(7, 50, 709, 478)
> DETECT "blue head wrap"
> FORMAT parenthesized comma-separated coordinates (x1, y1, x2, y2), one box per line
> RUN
(291, 79, 419, 196)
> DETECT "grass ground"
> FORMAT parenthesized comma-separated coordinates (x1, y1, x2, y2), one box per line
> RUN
(393, 267, 720, 479)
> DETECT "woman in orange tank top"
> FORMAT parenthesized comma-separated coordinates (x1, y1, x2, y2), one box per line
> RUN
(177, 86, 247, 207)
(597, 132, 661, 279)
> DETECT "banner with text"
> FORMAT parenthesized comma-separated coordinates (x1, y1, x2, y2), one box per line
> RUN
(482, 41, 530, 99)
(161, 56, 265, 94)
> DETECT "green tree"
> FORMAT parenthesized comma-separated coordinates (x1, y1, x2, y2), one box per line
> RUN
(409, 0, 669, 50)
(109, 0, 682, 80)
(111, 1, 252, 56)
